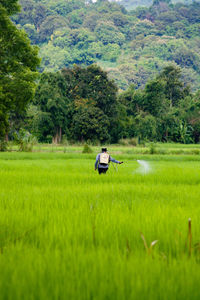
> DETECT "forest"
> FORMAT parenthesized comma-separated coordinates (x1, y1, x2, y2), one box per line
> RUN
(0, 0, 200, 147)
(13, 0, 200, 90)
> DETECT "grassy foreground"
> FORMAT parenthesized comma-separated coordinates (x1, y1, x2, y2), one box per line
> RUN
(0, 151, 200, 299)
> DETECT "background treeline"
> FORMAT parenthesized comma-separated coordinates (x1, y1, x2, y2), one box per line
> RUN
(14, 64, 200, 144)
(13, 0, 200, 91)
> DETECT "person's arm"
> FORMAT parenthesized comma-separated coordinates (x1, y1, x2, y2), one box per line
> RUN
(110, 156, 123, 164)
(95, 154, 100, 170)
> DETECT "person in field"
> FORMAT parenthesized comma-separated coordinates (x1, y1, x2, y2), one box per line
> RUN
(95, 148, 123, 174)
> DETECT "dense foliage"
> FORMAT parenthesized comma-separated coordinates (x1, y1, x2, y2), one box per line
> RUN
(120, 0, 198, 10)
(0, 0, 40, 148)
(13, 0, 200, 91)
(119, 65, 200, 143)
(27, 65, 121, 143)
(1, 0, 200, 146)
(23, 64, 200, 144)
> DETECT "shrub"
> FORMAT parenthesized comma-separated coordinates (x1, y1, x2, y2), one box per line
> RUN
(14, 129, 37, 152)
(191, 149, 200, 155)
(82, 144, 93, 153)
(157, 149, 167, 155)
(61, 135, 69, 146)
(118, 139, 129, 146)
(129, 137, 138, 146)
(149, 143, 157, 154)
(118, 138, 138, 146)
(0, 140, 7, 152)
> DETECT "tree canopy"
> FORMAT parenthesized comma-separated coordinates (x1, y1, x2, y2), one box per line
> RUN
(12, 0, 200, 91)
(23, 64, 200, 144)
(0, 0, 40, 145)
(28, 65, 121, 143)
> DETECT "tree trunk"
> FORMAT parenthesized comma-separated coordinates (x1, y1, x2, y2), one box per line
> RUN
(165, 130, 168, 142)
(59, 127, 62, 143)
(53, 128, 62, 144)
(170, 90, 173, 108)
(52, 131, 58, 144)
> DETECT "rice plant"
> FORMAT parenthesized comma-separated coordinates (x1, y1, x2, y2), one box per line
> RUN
(0, 150, 200, 299)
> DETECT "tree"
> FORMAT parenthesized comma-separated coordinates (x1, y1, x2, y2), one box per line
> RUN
(62, 64, 123, 142)
(40, 44, 72, 72)
(111, 11, 129, 27)
(13, 0, 49, 30)
(71, 106, 110, 142)
(39, 15, 69, 42)
(12, 0, 35, 26)
(101, 43, 120, 62)
(62, 64, 118, 118)
(134, 112, 157, 141)
(34, 72, 70, 143)
(67, 9, 85, 29)
(118, 84, 144, 116)
(95, 21, 125, 45)
(158, 66, 190, 107)
(153, 0, 171, 4)
(49, 0, 85, 17)
(182, 91, 200, 143)
(82, 12, 100, 31)
(32, 65, 121, 143)
(143, 79, 167, 117)
(0, 0, 40, 146)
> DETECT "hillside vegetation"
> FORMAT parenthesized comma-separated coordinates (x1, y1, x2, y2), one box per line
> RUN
(13, 0, 200, 90)
(120, 0, 199, 10)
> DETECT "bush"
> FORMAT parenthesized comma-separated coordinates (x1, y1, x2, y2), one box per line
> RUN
(82, 144, 93, 153)
(0, 140, 7, 152)
(139, 140, 146, 147)
(14, 129, 37, 152)
(191, 149, 200, 155)
(118, 138, 138, 146)
(129, 137, 138, 146)
(157, 149, 167, 155)
(61, 135, 69, 146)
(118, 139, 129, 146)
(149, 143, 157, 154)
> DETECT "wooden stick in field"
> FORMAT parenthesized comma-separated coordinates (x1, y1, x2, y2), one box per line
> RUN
(188, 218, 192, 257)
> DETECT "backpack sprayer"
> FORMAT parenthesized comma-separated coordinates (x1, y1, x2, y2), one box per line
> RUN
(99, 147, 123, 173)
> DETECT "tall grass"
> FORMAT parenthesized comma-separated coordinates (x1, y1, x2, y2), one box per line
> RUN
(6, 142, 200, 155)
(0, 152, 200, 299)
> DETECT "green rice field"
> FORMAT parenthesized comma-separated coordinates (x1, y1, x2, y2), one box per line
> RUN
(0, 148, 200, 299)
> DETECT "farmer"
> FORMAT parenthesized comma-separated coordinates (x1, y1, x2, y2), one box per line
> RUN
(95, 148, 123, 174)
